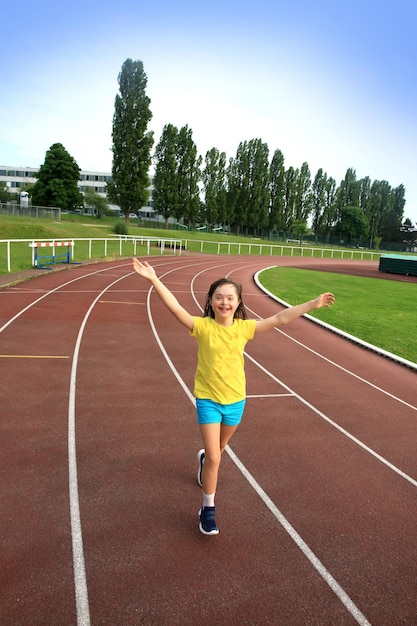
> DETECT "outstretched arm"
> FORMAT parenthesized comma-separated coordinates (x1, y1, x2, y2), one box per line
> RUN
(255, 292, 335, 333)
(132, 259, 194, 330)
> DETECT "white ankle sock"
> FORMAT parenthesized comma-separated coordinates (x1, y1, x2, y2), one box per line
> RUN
(202, 492, 215, 508)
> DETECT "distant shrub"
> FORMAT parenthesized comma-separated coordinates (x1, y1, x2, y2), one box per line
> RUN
(113, 221, 128, 235)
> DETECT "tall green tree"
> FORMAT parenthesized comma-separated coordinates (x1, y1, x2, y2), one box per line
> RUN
(30, 143, 83, 210)
(225, 157, 239, 229)
(228, 139, 269, 234)
(311, 168, 327, 237)
(335, 168, 361, 219)
(294, 161, 312, 223)
(202, 148, 227, 226)
(153, 123, 201, 227)
(284, 166, 297, 231)
(380, 183, 404, 242)
(269, 149, 286, 230)
(176, 125, 201, 227)
(321, 176, 337, 240)
(227, 142, 250, 234)
(245, 139, 269, 234)
(359, 176, 371, 212)
(368, 179, 394, 244)
(153, 123, 180, 227)
(107, 58, 154, 219)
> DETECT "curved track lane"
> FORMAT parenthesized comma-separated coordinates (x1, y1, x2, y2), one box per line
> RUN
(1, 256, 416, 626)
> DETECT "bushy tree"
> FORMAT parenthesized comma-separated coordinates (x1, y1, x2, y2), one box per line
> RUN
(83, 187, 109, 218)
(337, 205, 369, 243)
(107, 58, 154, 219)
(0, 184, 11, 203)
(30, 143, 83, 210)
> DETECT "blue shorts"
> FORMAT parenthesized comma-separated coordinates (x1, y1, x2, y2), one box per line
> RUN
(195, 398, 246, 426)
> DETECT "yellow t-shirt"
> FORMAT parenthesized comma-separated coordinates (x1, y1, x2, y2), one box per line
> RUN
(190, 316, 257, 404)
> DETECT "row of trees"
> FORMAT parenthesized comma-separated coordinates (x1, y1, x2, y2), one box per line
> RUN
(154, 127, 411, 245)
(10, 57, 414, 247)
(108, 58, 414, 246)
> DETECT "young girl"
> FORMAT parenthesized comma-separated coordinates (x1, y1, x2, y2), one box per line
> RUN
(132, 258, 335, 536)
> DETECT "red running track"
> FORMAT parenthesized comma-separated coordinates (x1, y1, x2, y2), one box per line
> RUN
(0, 255, 416, 626)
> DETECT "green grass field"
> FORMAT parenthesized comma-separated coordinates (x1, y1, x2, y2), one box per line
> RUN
(1, 215, 415, 364)
(258, 267, 416, 364)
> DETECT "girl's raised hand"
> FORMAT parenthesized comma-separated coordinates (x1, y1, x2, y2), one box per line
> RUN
(315, 292, 335, 308)
(132, 258, 156, 281)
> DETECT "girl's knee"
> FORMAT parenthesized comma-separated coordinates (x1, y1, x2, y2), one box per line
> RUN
(205, 449, 221, 468)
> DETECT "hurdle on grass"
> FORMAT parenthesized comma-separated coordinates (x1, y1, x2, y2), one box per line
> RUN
(29, 241, 77, 269)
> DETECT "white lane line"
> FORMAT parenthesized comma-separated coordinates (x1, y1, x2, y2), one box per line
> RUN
(226, 446, 371, 626)
(0, 263, 130, 334)
(246, 393, 294, 398)
(245, 302, 417, 413)
(244, 350, 417, 488)
(68, 271, 134, 626)
(145, 265, 372, 626)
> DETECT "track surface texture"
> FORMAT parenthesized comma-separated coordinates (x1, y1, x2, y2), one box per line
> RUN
(1, 255, 416, 626)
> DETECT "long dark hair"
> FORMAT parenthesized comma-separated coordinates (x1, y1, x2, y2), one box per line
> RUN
(203, 278, 248, 320)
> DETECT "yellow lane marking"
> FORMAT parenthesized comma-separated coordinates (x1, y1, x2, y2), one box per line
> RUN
(0, 355, 69, 359)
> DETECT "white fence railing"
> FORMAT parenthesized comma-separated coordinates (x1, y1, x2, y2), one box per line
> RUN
(0, 235, 381, 274)
(183, 239, 381, 260)
(0, 236, 183, 273)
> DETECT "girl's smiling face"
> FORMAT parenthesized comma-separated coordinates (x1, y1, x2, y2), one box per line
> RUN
(210, 283, 241, 325)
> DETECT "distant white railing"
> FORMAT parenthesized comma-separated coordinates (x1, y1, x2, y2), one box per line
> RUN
(0, 236, 183, 273)
(183, 239, 381, 260)
(0, 235, 381, 274)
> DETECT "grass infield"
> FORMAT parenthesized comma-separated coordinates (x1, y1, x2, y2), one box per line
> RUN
(258, 267, 416, 364)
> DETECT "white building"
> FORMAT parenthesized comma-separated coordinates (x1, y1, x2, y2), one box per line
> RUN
(0, 165, 155, 214)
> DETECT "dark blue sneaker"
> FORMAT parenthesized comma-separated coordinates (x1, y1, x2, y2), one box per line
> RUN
(199, 507, 219, 535)
(197, 449, 205, 487)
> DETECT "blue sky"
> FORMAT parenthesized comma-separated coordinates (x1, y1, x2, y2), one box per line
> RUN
(2, 0, 416, 224)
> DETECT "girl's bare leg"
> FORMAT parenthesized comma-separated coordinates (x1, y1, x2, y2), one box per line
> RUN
(199, 423, 238, 494)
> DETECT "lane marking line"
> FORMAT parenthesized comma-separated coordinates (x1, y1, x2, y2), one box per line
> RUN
(249, 306, 417, 414)
(243, 350, 417, 489)
(0, 354, 69, 359)
(246, 393, 294, 398)
(98, 300, 144, 305)
(226, 446, 371, 626)
(0, 262, 131, 335)
(68, 271, 134, 626)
